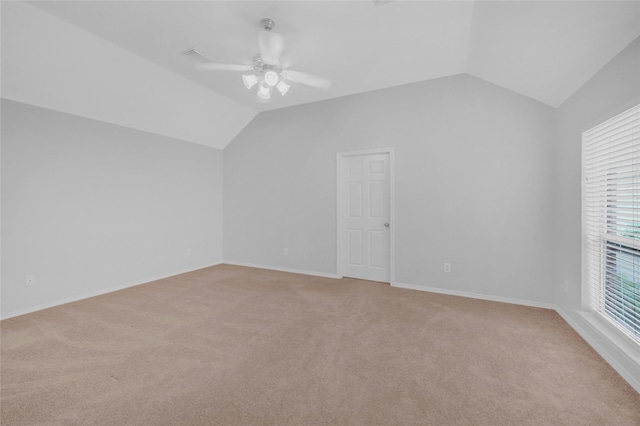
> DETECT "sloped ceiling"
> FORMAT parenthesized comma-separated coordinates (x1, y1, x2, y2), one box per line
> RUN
(1, 1, 257, 149)
(3, 1, 640, 149)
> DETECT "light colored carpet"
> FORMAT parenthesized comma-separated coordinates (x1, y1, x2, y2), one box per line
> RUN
(1, 264, 639, 425)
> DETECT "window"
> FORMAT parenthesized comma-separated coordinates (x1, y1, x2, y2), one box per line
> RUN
(583, 103, 640, 345)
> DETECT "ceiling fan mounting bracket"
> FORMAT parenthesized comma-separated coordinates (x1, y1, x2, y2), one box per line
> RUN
(260, 18, 275, 31)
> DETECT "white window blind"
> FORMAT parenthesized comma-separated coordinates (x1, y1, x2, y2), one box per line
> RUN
(583, 103, 640, 345)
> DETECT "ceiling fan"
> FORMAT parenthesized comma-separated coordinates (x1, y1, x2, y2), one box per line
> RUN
(196, 18, 331, 101)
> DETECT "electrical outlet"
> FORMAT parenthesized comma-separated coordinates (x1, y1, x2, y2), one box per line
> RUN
(185, 248, 191, 256)
(444, 263, 451, 273)
(26, 275, 35, 286)
(563, 280, 569, 293)
(283, 248, 288, 256)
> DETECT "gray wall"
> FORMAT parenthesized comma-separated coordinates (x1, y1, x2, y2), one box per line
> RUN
(1, 100, 223, 317)
(224, 74, 556, 305)
(554, 37, 640, 384)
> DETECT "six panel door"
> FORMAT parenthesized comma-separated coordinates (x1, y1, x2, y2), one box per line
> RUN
(342, 153, 390, 282)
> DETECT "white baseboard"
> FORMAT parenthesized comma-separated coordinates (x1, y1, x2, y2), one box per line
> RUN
(222, 261, 339, 279)
(0, 262, 223, 320)
(555, 308, 640, 394)
(392, 281, 556, 310)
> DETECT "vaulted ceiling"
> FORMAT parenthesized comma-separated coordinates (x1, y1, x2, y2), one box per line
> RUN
(3, 1, 639, 149)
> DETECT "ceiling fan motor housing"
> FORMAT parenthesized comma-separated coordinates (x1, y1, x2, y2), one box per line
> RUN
(252, 54, 282, 74)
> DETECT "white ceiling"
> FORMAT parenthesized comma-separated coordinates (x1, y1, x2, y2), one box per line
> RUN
(28, 0, 640, 112)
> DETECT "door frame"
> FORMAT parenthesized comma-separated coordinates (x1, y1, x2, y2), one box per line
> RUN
(336, 148, 395, 284)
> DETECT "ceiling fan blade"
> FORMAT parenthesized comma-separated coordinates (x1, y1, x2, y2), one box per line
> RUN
(259, 30, 284, 65)
(197, 63, 253, 72)
(282, 70, 332, 90)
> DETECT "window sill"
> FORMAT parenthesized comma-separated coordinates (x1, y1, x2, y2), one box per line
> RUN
(577, 311, 640, 368)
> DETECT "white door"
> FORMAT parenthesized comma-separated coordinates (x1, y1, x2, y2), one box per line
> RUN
(340, 152, 391, 282)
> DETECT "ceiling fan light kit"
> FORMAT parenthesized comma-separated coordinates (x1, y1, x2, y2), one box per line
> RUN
(194, 17, 331, 102)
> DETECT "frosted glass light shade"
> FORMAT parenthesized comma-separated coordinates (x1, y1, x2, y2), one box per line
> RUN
(263, 70, 279, 87)
(276, 80, 290, 96)
(242, 74, 258, 89)
(257, 84, 271, 100)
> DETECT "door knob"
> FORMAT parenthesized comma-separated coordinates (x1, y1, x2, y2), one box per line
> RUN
(384, 223, 390, 228)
